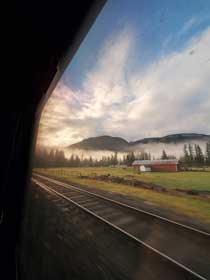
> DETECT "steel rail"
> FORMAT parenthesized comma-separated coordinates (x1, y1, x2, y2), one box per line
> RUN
(34, 173, 210, 237)
(32, 176, 207, 280)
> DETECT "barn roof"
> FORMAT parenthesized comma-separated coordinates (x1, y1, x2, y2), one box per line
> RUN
(132, 159, 179, 165)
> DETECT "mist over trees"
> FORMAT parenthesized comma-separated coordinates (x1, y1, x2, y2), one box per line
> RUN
(180, 142, 210, 167)
(34, 148, 66, 167)
(34, 142, 210, 168)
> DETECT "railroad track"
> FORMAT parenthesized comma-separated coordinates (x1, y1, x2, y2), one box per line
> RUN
(32, 173, 210, 280)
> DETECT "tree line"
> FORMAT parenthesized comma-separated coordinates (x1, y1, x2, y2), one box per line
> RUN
(180, 142, 210, 167)
(33, 149, 152, 168)
(33, 142, 210, 168)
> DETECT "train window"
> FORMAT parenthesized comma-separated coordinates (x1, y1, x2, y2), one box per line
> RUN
(22, 1, 210, 279)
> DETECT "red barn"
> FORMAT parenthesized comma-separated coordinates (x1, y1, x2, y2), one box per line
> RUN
(132, 159, 179, 172)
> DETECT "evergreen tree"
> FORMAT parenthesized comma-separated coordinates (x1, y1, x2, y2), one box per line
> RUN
(113, 152, 118, 166)
(161, 150, 168, 160)
(188, 144, 194, 166)
(44, 148, 49, 167)
(122, 155, 127, 165)
(49, 149, 55, 166)
(205, 142, 210, 166)
(194, 144, 204, 166)
(75, 155, 80, 167)
(125, 152, 135, 166)
(89, 156, 93, 167)
(183, 144, 190, 166)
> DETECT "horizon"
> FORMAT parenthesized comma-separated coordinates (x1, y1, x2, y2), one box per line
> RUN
(36, 132, 210, 162)
(69, 132, 210, 144)
(37, 132, 210, 149)
(37, 0, 210, 149)
(36, 137, 210, 162)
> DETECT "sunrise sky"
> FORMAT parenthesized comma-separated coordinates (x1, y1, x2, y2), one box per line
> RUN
(37, 0, 210, 148)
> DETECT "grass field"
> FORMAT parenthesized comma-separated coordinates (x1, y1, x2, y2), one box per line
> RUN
(34, 167, 210, 225)
(36, 166, 210, 191)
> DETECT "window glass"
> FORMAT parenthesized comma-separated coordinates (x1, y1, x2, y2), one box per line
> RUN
(29, 1, 210, 279)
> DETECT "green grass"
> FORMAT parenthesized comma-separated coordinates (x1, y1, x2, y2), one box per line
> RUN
(126, 170, 210, 191)
(35, 166, 210, 191)
(34, 167, 210, 225)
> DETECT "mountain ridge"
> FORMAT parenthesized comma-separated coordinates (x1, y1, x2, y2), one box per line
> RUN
(67, 133, 210, 152)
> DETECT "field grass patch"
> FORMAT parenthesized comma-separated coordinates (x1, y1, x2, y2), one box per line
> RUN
(34, 167, 210, 225)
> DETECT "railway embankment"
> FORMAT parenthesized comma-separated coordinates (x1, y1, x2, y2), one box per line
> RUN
(19, 179, 207, 280)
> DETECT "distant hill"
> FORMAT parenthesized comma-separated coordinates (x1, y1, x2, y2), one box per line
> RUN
(67, 133, 210, 152)
(68, 135, 129, 151)
(132, 133, 210, 145)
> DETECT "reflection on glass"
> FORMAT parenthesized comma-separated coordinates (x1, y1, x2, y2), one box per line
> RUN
(31, 1, 210, 279)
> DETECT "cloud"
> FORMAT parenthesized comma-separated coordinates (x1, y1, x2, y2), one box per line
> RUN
(37, 28, 135, 147)
(38, 25, 210, 148)
(79, 27, 134, 118)
(126, 27, 210, 138)
(179, 17, 199, 36)
(179, 15, 210, 37)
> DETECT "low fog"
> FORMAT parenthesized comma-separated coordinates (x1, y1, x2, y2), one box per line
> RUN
(64, 148, 127, 160)
(64, 140, 208, 160)
(131, 140, 208, 159)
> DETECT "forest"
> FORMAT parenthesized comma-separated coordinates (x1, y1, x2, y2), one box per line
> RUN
(33, 142, 210, 168)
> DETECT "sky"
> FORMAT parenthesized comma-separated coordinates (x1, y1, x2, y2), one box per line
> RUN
(37, 0, 210, 148)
